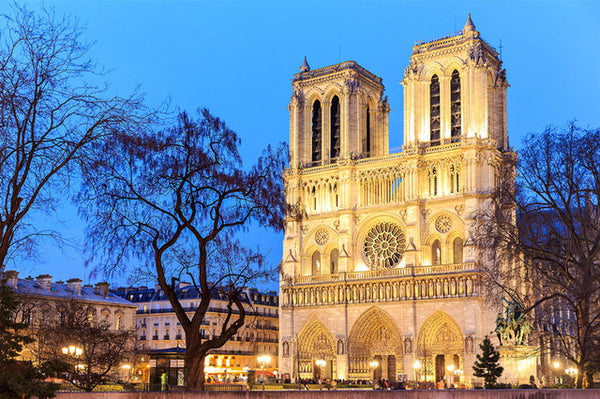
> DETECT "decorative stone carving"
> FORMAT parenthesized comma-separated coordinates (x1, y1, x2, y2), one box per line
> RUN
(315, 228, 329, 245)
(363, 222, 406, 269)
(435, 215, 452, 233)
(455, 204, 465, 216)
(283, 341, 290, 357)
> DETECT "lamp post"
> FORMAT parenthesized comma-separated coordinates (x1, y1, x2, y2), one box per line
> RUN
(62, 345, 83, 382)
(61, 345, 83, 357)
(369, 360, 379, 389)
(257, 355, 271, 389)
(552, 361, 561, 384)
(446, 364, 455, 388)
(413, 360, 422, 389)
(454, 369, 463, 388)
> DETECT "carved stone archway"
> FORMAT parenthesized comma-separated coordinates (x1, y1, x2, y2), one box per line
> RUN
(416, 310, 464, 382)
(348, 307, 403, 380)
(296, 316, 336, 379)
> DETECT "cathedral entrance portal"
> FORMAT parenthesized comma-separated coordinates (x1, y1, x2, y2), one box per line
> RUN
(417, 311, 464, 383)
(296, 316, 337, 381)
(348, 307, 403, 381)
(435, 355, 445, 382)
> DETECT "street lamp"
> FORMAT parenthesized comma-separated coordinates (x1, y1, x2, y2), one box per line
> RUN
(315, 359, 326, 383)
(369, 360, 379, 389)
(62, 345, 83, 357)
(257, 355, 272, 369)
(413, 360, 422, 388)
(257, 355, 272, 387)
(447, 364, 455, 388)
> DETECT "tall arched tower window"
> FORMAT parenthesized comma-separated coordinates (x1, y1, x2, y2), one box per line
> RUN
(430, 75, 441, 146)
(450, 70, 461, 142)
(450, 164, 461, 194)
(432, 240, 441, 265)
(428, 167, 439, 197)
(365, 106, 371, 157)
(312, 100, 322, 165)
(330, 96, 341, 160)
(453, 237, 464, 264)
(311, 251, 321, 275)
(330, 249, 339, 274)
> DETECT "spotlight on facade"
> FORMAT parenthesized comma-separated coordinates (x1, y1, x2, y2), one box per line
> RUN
(316, 359, 327, 369)
(553, 361, 560, 369)
(413, 360, 422, 370)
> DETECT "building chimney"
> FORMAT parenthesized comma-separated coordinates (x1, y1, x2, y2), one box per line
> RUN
(94, 282, 110, 298)
(4, 270, 19, 289)
(67, 278, 82, 295)
(36, 274, 52, 291)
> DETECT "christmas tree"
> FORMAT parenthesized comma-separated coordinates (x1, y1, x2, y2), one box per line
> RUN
(472, 337, 504, 388)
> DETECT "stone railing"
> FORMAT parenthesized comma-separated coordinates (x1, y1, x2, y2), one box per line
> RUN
(284, 262, 476, 286)
(281, 263, 480, 308)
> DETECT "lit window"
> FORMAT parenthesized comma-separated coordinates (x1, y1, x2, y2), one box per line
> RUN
(311, 251, 321, 275)
(432, 240, 441, 265)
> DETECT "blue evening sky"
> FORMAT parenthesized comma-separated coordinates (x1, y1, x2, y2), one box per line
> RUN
(4, 0, 599, 290)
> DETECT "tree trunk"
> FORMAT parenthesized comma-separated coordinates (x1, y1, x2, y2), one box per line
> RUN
(575, 364, 583, 389)
(185, 348, 206, 391)
(184, 329, 208, 391)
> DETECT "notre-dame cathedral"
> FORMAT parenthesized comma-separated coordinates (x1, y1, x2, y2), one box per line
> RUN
(278, 15, 518, 385)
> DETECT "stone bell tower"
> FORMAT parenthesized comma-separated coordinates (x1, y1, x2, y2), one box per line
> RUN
(402, 14, 509, 150)
(288, 58, 390, 168)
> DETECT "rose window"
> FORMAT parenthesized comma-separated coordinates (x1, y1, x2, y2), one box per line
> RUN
(315, 228, 329, 245)
(435, 215, 452, 233)
(363, 222, 406, 269)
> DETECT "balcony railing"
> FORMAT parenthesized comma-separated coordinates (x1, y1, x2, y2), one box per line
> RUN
(284, 262, 477, 286)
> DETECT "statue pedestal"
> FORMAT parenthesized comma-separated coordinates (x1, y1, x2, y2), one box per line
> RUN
(497, 345, 538, 385)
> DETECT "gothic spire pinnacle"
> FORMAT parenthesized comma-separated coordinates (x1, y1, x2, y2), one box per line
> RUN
(464, 13, 476, 33)
(300, 56, 310, 72)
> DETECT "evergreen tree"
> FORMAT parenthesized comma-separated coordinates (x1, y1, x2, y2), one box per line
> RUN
(472, 337, 504, 388)
(0, 281, 57, 398)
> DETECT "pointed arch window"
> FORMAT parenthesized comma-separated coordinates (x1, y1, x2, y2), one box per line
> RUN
(311, 251, 321, 275)
(312, 100, 322, 165)
(450, 164, 461, 194)
(453, 237, 464, 264)
(430, 75, 441, 146)
(428, 167, 439, 197)
(330, 96, 341, 160)
(432, 240, 441, 265)
(450, 70, 461, 142)
(365, 106, 371, 157)
(330, 249, 339, 274)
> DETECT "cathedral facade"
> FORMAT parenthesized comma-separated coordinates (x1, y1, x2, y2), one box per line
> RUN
(278, 16, 515, 385)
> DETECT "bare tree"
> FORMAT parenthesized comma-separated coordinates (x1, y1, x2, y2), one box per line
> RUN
(0, 3, 147, 268)
(475, 123, 600, 388)
(78, 109, 286, 390)
(36, 300, 135, 392)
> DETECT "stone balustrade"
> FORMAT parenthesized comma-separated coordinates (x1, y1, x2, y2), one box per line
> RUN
(281, 263, 480, 308)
